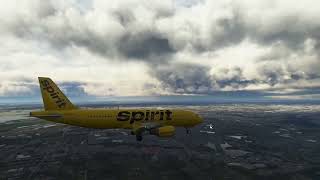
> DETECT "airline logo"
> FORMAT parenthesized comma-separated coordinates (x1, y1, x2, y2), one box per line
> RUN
(41, 80, 66, 108)
(117, 110, 173, 124)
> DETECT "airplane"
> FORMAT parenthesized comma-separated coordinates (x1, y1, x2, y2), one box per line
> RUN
(30, 77, 203, 141)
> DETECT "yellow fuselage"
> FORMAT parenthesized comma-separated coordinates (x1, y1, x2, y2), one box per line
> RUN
(30, 109, 203, 129)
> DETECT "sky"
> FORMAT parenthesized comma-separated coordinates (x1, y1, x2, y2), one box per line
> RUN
(0, 0, 320, 100)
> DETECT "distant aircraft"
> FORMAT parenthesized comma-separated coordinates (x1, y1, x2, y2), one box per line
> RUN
(30, 77, 203, 141)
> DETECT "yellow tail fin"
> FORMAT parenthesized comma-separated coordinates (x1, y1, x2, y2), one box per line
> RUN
(38, 77, 78, 110)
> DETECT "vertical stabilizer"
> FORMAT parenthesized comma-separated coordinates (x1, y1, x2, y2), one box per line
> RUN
(38, 77, 78, 110)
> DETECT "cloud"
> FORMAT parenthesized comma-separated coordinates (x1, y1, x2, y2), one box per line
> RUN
(59, 82, 88, 97)
(150, 62, 213, 94)
(0, 0, 175, 61)
(0, 77, 38, 96)
(0, 0, 320, 99)
(212, 67, 257, 90)
(117, 32, 175, 60)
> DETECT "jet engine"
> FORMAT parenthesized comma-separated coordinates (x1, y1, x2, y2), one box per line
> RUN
(150, 126, 175, 137)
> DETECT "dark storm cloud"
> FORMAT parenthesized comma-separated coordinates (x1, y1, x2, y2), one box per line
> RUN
(256, 61, 320, 87)
(213, 67, 257, 89)
(258, 65, 285, 86)
(117, 32, 175, 60)
(151, 63, 213, 94)
(248, 17, 307, 50)
(150, 64, 255, 94)
(5, 0, 320, 59)
(113, 9, 136, 27)
(208, 11, 247, 51)
(150, 61, 320, 95)
(2, 0, 320, 97)
(3, 0, 176, 62)
(35, 24, 115, 58)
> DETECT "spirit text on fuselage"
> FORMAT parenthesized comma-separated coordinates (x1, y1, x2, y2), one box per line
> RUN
(117, 110, 173, 124)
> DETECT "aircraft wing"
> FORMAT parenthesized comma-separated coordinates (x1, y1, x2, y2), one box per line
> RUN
(132, 122, 161, 134)
(134, 122, 161, 129)
(131, 121, 176, 141)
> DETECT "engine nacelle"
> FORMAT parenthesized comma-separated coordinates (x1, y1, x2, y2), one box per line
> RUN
(150, 126, 175, 137)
